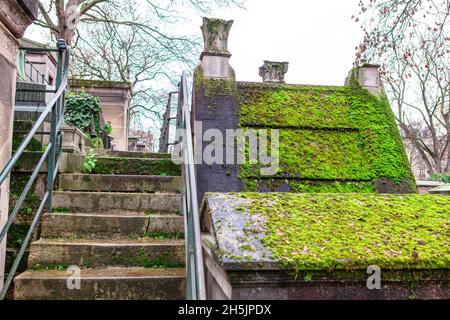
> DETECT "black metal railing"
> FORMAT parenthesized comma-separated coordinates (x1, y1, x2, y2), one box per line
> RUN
(174, 72, 206, 300)
(0, 39, 70, 299)
(17, 57, 52, 86)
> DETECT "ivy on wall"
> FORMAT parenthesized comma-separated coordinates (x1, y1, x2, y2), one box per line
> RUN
(64, 91, 102, 134)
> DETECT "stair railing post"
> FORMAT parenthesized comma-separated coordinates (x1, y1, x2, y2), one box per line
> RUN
(46, 39, 66, 213)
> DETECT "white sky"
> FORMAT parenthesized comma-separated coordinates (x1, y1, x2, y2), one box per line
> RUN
(201, 0, 363, 85)
(26, 0, 363, 86)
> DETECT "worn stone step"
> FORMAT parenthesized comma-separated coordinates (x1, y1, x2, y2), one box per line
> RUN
(14, 268, 185, 300)
(92, 157, 181, 176)
(102, 150, 172, 159)
(59, 174, 182, 193)
(52, 191, 180, 213)
(41, 213, 184, 239)
(28, 239, 185, 268)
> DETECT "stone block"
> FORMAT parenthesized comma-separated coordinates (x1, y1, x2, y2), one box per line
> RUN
(60, 123, 88, 154)
(201, 193, 450, 300)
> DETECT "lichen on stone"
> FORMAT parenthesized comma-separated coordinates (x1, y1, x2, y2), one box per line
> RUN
(239, 193, 450, 272)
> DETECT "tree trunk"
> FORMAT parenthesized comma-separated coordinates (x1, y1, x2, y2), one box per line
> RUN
(400, 123, 435, 176)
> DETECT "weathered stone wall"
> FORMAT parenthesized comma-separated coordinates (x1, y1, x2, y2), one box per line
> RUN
(193, 68, 244, 203)
(192, 76, 418, 201)
(0, 0, 38, 292)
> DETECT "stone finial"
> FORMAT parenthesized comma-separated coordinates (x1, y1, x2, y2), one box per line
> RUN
(201, 17, 233, 58)
(345, 63, 385, 95)
(259, 61, 289, 83)
(199, 17, 235, 79)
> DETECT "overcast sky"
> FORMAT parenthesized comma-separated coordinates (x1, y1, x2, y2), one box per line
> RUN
(26, 0, 363, 86)
(202, 0, 363, 85)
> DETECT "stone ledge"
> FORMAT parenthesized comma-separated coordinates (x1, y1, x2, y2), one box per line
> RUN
(69, 79, 132, 91)
(429, 185, 450, 195)
(201, 193, 450, 300)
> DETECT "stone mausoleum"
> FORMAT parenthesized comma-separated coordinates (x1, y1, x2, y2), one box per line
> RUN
(69, 79, 132, 151)
(193, 18, 449, 300)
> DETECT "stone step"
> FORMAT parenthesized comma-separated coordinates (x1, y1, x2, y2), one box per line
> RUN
(59, 174, 182, 193)
(92, 157, 181, 176)
(41, 213, 184, 239)
(52, 191, 180, 213)
(14, 268, 185, 300)
(28, 239, 185, 268)
(102, 150, 172, 159)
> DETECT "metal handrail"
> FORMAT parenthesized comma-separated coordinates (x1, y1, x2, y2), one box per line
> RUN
(159, 91, 178, 153)
(0, 39, 70, 299)
(175, 72, 206, 300)
(17, 47, 52, 86)
(22, 58, 51, 85)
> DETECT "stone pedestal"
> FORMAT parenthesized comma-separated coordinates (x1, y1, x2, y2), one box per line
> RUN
(0, 0, 38, 292)
(60, 123, 89, 154)
(345, 64, 385, 96)
(199, 17, 235, 79)
(192, 17, 241, 204)
(259, 61, 289, 83)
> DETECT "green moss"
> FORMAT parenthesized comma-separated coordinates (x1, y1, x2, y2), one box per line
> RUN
(245, 179, 376, 193)
(9, 173, 43, 219)
(6, 224, 29, 249)
(195, 68, 237, 111)
(240, 193, 450, 272)
(144, 231, 184, 240)
(53, 207, 70, 213)
(289, 181, 376, 193)
(92, 157, 181, 176)
(12, 121, 43, 152)
(12, 135, 43, 152)
(69, 79, 132, 90)
(237, 80, 416, 193)
(203, 18, 232, 54)
(113, 250, 184, 269)
(30, 263, 71, 271)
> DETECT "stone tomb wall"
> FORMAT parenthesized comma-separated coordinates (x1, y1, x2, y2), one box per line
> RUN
(201, 193, 450, 300)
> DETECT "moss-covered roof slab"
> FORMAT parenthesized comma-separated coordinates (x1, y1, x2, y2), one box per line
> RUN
(202, 193, 450, 273)
(235, 80, 417, 193)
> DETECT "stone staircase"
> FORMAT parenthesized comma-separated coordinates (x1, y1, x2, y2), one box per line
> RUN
(13, 151, 186, 300)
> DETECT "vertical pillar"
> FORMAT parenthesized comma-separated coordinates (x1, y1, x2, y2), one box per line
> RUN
(192, 17, 243, 203)
(0, 0, 38, 292)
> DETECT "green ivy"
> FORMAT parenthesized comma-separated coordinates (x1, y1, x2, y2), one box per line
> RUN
(104, 123, 113, 135)
(64, 91, 101, 133)
(429, 172, 450, 183)
(83, 149, 97, 173)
